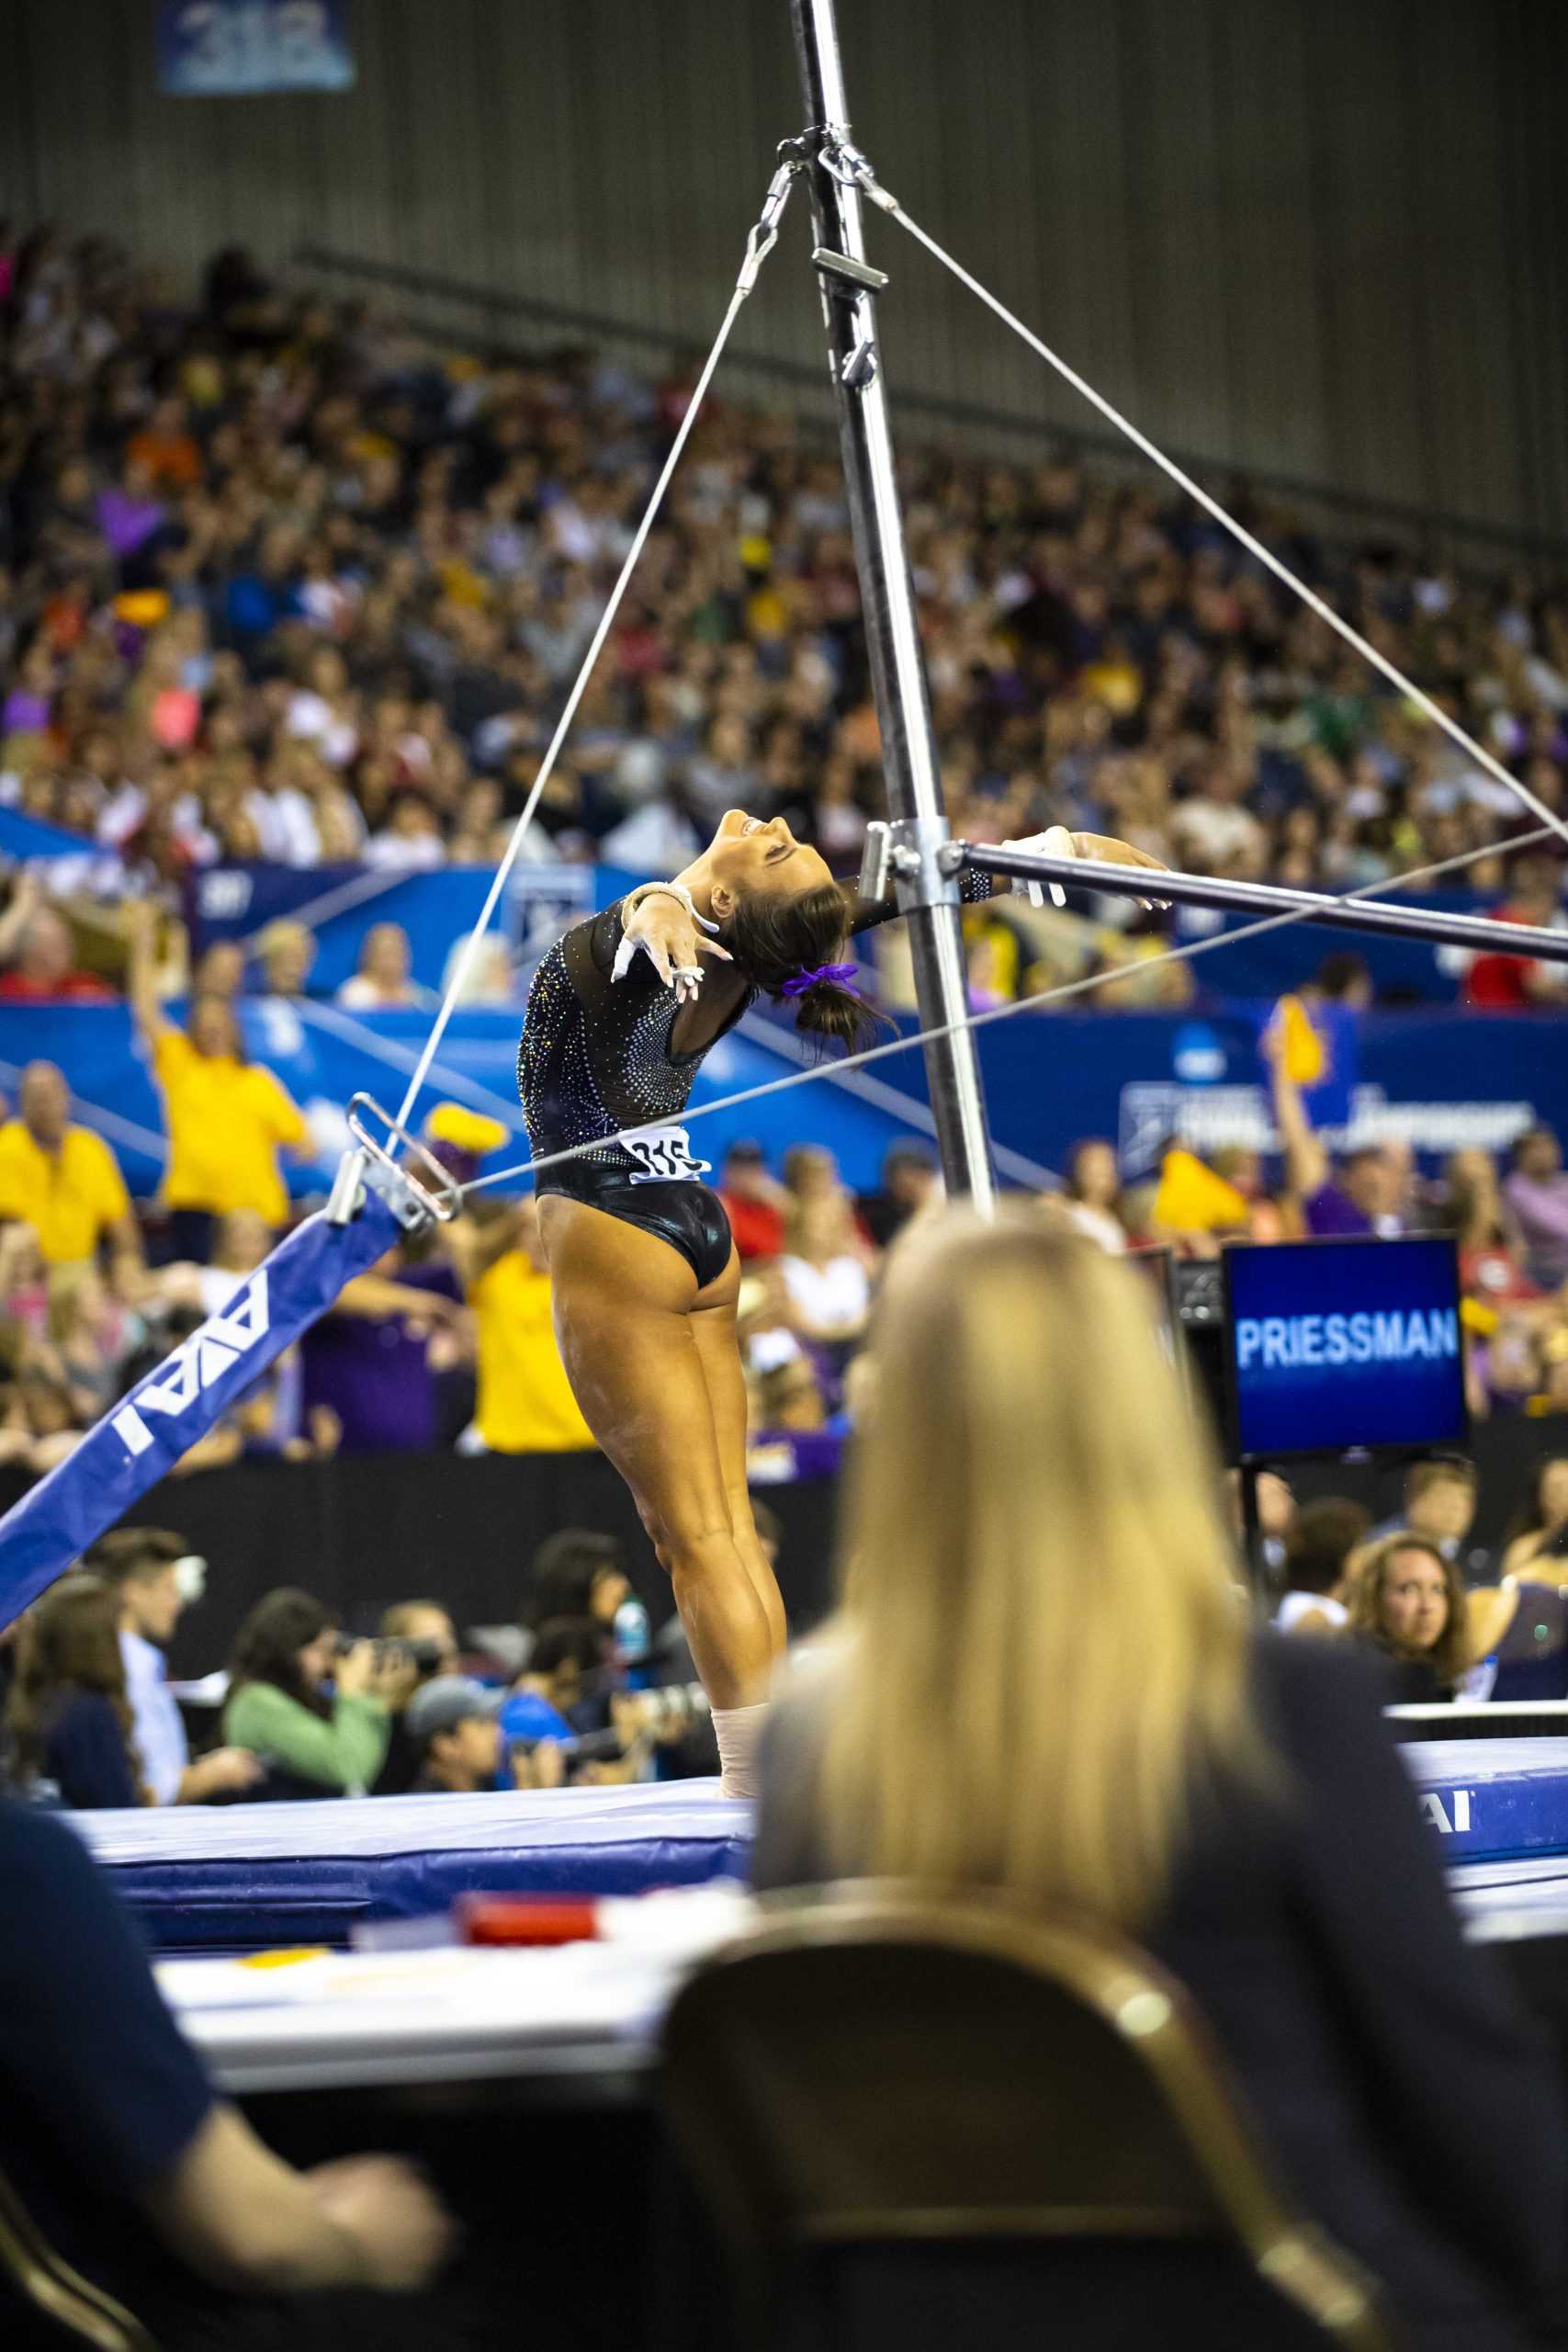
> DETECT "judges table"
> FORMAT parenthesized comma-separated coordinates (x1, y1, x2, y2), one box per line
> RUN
(91, 1734, 1568, 2104)
(157, 1920, 729, 2098)
(152, 1867, 1568, 2108)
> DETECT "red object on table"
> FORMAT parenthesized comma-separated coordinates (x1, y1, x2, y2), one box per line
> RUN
(457, 1894, 602, 1946)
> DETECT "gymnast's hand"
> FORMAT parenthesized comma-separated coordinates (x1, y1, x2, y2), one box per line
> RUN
(1069, 832, 1170, 883)
(1006, 827, 1169, 911)
(614, 898, 733, 1005)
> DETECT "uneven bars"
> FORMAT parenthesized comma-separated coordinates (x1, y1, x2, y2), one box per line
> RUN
(960, 845, 1568, 967)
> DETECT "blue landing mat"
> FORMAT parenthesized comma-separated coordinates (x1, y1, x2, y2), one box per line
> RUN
(72, 1781, 750, 1953)
(1401, 1737, 1568, 1862)
(67, 1742, 1568, 1954)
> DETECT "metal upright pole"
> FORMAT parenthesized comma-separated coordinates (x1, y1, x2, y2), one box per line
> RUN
(788, 0, 995, 1208)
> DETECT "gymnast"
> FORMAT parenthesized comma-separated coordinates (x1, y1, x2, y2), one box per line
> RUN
(517, 808, 1165, 1795)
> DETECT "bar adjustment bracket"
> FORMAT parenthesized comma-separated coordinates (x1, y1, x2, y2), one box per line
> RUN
(859, 816, 964, 916)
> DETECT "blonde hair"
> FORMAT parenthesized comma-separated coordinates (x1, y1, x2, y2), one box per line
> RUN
(818, 1210, 1258, 1928)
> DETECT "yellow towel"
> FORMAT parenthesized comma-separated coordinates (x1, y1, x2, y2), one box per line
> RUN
(1154, 1148, 1248, 1233)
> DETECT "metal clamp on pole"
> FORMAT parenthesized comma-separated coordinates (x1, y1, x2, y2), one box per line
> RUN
(857, 820, 893, 903)
(337, 1095, 462, 1231)
(883, 815, 964, 914)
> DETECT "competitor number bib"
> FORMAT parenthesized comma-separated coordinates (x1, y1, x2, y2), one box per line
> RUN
(624, 1125, 713, 1184)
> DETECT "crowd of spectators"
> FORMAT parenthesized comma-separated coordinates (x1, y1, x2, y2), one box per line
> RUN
(0, 225, 1564, 1467)
(1, 221, 1567, 1023)
(0, 1514, 726, 1811)
(6, 1437, 1568, 1815)
(3, 1031, 1568, 1480)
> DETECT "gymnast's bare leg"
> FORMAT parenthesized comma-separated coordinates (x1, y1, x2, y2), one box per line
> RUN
(539, 1195, 784, 1786)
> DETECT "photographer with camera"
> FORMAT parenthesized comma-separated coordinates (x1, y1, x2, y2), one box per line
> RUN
(403, 1678, 523, 1796)
(222, 1590, 413, 1797)
(371, 1600, 461, 1794)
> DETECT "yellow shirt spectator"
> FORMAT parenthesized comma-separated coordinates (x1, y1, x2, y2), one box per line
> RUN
(152, 1029, 307, 1225)
(469, 1250, 595, 1453)
(0, 1119, 131, 1264)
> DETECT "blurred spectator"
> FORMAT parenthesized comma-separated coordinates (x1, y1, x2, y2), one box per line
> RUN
(1274, 1497, 1371, 1634)
(1269, 1035, 1403, 1239)
(1462, 857, 1568, 1008)
(378, 1599, 460, 1679)
(716, 1138, 788, 1261)
(191, 939, 245, 999)
(753, 1355, 829, 1435)
(48, 1261, 143, 1412)
(335, 921, 428, 1010)
(856, 1140, 942, 1250)
(1224, 1464, 1295, 1583)
(0, 874, 112, 1002)
(3, 1572, 145, 1807)
(370, 1598, 461, 1794)
(778, 1192, 874, 1353)
(522, 1528, 631, 1640)
(1505, 1127, 1568, 1291)
(1500, 1453, 1568, 1582)
(93, 1527, 261, 1804)
(1345, 1532, 1473, 1702)
(506, 1613, 604, 1736)
(254, 917, 317, 999)
(452, 1198, 595, 1454)
(300, 1241, 467, 1453)
(0, 1348, 88, 1476)
(0, 1216, 50, 1337)
(1369, 1456, 1487, 1582)
(222, 1588, 406, 1796)
(130, 904, 308, 1250)
(438, 929, 518, 1007)
(404, 1677, 506, 1795)
(1058, 1136, 1128, 1255)
(0, 1059, 141, 1281)
(1442, 1148, 1537, 1308)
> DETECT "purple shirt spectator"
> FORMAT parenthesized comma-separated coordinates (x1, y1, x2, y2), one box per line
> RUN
(1505, 1170, 1568, 1291)
(301, 1262, 460, 1453)
(1304, 1182, 1374, 1238)
(95, 486, 165, 558)
(1, 688, 50, 733)
(1303, 1182, 1404, 1240)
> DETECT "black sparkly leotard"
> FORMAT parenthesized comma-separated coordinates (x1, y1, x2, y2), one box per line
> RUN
(518, 884, 996, 1287)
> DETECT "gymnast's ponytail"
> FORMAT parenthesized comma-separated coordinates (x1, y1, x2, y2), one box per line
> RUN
(725, 880, 881, 1053)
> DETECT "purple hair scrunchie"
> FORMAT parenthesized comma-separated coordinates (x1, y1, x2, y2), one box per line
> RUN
(780, 961, 859, 1000)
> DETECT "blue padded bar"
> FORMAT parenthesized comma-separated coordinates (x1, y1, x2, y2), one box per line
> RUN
(0, 1188, 404, 1629)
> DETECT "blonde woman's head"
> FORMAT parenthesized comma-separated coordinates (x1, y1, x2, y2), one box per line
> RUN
(821, 1206, 1257, 1925)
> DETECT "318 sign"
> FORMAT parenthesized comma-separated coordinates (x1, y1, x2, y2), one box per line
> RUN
(157, 1, 355, 95)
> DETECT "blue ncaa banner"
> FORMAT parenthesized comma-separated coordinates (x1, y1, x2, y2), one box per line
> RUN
(0, 1189, 402, 1629)
(157, 0, 354, 95)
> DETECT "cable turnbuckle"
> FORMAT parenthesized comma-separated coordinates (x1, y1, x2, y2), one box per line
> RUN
(739, 156, 803, 291)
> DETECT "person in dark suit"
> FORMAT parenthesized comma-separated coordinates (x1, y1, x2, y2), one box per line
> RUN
(751, 1213, 1567, 2352)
